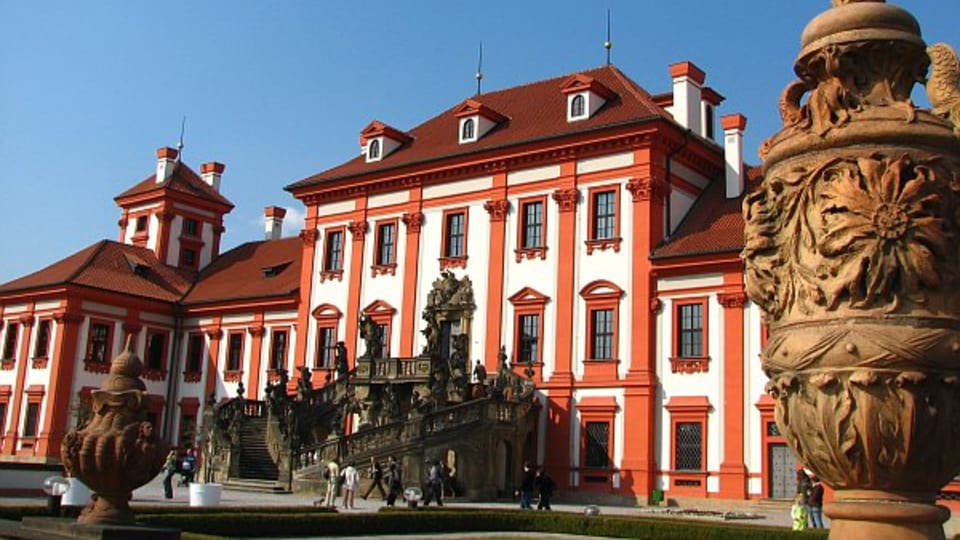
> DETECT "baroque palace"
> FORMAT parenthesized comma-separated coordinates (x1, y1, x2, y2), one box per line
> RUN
(0, 59, 873, 504)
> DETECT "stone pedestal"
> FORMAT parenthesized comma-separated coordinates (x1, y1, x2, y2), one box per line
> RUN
(826, 491, 950, 540)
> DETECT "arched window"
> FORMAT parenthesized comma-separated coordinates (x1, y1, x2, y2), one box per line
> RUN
(571, 94, 586, 118)
(368, 139, 381, 160)
(461, 118, 476, 141)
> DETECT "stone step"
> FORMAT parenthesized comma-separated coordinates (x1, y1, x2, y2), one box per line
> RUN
(224, 478, 288, 493)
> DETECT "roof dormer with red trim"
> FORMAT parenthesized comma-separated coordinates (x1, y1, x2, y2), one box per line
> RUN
(360, 121, 412, 163)
(454, 99, 508, 144)
(560, 73, 616, 122)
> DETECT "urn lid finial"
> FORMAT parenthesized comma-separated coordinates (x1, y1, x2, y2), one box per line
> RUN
(102, 335, 147, 392)
(798, 0, 923, 77)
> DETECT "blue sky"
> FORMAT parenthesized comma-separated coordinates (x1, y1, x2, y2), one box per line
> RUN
(1, 1, 957, 284)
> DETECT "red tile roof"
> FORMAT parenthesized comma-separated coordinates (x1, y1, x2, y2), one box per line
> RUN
(181, 236, 302, 305)
(288, 65, 672, 190)
(115, 162, 234, 208)
(650, 167, 762, 260)
(0, 241, 194, 302)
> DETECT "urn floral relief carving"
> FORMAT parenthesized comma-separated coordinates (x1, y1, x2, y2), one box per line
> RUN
(744, 1, 960, 538)
(61, 336, 168, 525)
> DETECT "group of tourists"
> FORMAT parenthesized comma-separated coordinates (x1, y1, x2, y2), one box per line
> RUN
(791, 469, 825, 530)
(162, 447, 199, 499)
(319, 456, 403, 509)
(518, 461, 555, 511)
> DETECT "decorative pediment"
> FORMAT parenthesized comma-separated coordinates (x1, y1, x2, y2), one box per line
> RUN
(559, 74, 616, 99)
(453, 99, 508, 123)
(508, 287, 550, 307)
(311, 303, 343, 322)
(579, 279, 625, 300)
(362, 299, 398, 316)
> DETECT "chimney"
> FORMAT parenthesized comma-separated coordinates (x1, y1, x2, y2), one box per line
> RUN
(264, 206, 287, 240)
(669, 61, 706, 136)
(200, 162, 226, 192)
(156, 147, 178, 183)
(721, 113, 747, 199)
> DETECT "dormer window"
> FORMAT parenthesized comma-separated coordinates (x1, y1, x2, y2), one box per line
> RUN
(454, 99, 506, 145)
(570, 94, 587, 119)
(360, 121, 412, 163)
(560, 73, 616, 123)
(462, 118, 476, 142)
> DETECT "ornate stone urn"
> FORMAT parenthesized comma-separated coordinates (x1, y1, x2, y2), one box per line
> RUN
(61, 336, 168, 524)
(743, 1, 960, 538)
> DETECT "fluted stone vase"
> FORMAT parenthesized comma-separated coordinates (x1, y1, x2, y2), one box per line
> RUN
(61, 337, 168, 525)
(743, 1, 960, 538)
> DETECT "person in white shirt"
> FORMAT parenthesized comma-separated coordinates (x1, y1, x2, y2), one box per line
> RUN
(341, 462, 359, 509)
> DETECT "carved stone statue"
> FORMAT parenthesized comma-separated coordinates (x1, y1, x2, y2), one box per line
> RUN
(498, 345, 509, 370)
(297, 365, 312, 400)
(473, 359, 487, 385)
(61, 337, 168, 525)
(359, 315, 383, 359)
(335, 341, 349, 378)
(446, 334, 469, 402)
(744, 2, 960, 538)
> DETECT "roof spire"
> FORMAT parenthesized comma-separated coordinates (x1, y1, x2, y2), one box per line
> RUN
(475, 41, 484, 96)
(176, 116, 186, 163)
(605, 9, 613, 65)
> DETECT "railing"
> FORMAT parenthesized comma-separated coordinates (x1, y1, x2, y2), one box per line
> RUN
(356, 356, 431, 382)
(243, 400, 266, 418)
(291, 396, 516, 474)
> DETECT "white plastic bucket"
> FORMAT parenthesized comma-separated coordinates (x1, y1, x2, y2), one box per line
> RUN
(61, 478, 92, 507)
(189, 483, 222, 507)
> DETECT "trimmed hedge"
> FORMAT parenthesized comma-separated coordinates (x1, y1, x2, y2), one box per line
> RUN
(138, 509, 829, 539)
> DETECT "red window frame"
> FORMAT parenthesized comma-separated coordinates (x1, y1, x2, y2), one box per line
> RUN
(225, 330, 245, 376)
(321, 226, 346, 281)
(362, 300, 397, 358)
(665, 396, 711, 497)
(2, 321, 19, 361)
(580, 280, 624, 362)
(269, 326, 290, 372)
(440, 207, 469, 270)
(585, 184, 622, 254)
(311, 304, 343, 372)
(143, 329, 169, 380)
(670, 297, 710, 374)
(372, 218, 399, 277)
(20, 385, 45, 449)
(508, 287, 549, 367)
(84, 319, 114, 373)
(32, 318, 52, 360)
(184, 331, 204, 382)
(178, 397, 200, 447)
(515, 195, 548, 262)
(0, 385, 11, 437)
(577, 396, 618, 489)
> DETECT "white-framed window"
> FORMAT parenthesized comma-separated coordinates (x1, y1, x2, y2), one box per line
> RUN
(461, 118, 475, 142)
(367, 139, 381, 161)
(570, 93, 587, 120)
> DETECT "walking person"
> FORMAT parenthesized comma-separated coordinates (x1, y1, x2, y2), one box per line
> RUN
(180, 448, 197, 486)
(385, 456, 402, 507)
(535, 468, 555, 510)
(162, 449, 179, 499)
(791, 492, 810, 531)
(808, 476, 825, 528)
(341, 462, 359, 509)
(519, 462, 535, 509)
(362, 457, 386, 500)
(324, 458, 340, 508)
(422, 460, 444, 506)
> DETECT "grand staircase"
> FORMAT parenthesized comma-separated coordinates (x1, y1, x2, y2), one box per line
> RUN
(225, 415, 288, 493)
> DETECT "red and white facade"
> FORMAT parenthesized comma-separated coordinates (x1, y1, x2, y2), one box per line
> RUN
(3, 60, 911, 505)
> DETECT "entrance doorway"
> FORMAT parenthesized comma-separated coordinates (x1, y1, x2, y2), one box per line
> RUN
(768, 443, 798, 499)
